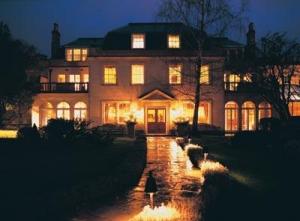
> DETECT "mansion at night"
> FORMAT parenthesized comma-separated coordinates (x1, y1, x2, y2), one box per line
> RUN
(30, 22, 300, 134)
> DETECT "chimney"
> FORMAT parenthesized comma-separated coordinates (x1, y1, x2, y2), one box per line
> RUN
(51, 23, 60, 59)
(246, 22, 256, 59)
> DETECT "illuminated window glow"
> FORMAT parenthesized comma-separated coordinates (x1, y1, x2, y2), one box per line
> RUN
(168, 35, 180, 48)
(57, 74, 66, 83)
(104, 102, 130, 124)
(69, 74, 81, 91)
(242, 101, 256, 131)
(224, 73, 240, 91)
(104, 66, 117, 84)
(200, 65, 210, 85)
(258, 102, 272, 121)
(131, 65, 144, 84)
(57, 102, 70, 120)
(169, 65, 182, 84)
(65, 48, 88, 61)
(74, 102, 87, 120)
(289, 101, 300, 116)
(183, 101, 211, 124)
(225, 102, 239, 131)
(132, 34, 145, 49)
(291, 75, 300, 85)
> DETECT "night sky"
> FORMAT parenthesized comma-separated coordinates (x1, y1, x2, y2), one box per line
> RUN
(1, 0, 299, 56)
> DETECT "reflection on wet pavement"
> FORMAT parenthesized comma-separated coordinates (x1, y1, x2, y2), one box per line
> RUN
(74, 137, 202, 221)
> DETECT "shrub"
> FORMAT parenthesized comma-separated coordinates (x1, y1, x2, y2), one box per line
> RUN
(17, 124, 40, 142)
(41, 119, 75, 142)
(231, 131, 273, 149)
(186, 144, 203, 168)
(259, 117, 281, 132)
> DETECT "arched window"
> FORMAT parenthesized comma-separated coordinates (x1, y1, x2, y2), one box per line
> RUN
(225, 102, 239, 131)
(57, 102, 70, 120)
(74, 102, 87, 120)
(40, 102, 55, 126)
(258, 102, 272, 121)
(242, 101, 256, 131)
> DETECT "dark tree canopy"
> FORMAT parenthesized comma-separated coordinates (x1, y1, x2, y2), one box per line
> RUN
(0, 22, 40, 127)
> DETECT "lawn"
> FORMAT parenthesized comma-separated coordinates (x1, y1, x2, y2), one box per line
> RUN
(194, 135, 299, 221)
(0, 138, 146, 221)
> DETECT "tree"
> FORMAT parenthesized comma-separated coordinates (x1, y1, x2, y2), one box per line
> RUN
(157, 0, 247, 133)
(234, 33, 300, 121)
(0, 22, 40, 127)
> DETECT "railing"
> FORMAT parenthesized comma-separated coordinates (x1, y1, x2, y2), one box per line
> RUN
(40, 83, 89, 93)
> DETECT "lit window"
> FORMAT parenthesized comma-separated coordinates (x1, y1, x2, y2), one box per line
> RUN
(57, 102, 70, 120)
(291, 75, 300, 85)
(118, 103, 130, 123)
(225, 101, 239, 131)
(66, 49, 73, 61)
(104, 102, 130, 124)
(289, 101, 300, 116)
(258, 102, 272, 121)
(69, 74, 81, 91)
(224, 73, 240, 91)
(132, 34, 145, 49)
(131, 65, 144, 84)
(200, 65, 210, 85)
(183, 101, 211, 124)
(104, 103, 117, 124)
(104, 66, 117, 84)
(74, 102, 87, 120)
(73, 49, 81, 61)
(40, 102, 54, 126)
(82, 49, 88, 61)
(169, 65, 182, 84)
(242, 101, 256, 131)
(65, 48, 88, 61)
(168, 35, 180, 48)
(57, 74, 66, 83)
(199, 102, 211, 124)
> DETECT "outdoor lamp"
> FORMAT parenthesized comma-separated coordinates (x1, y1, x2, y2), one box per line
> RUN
(145, 170, 157, 209)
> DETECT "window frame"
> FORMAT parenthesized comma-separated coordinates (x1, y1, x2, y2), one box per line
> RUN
(200, 64, 211, 85)
(65, 48, 89, 62)
(103, 65, 117, 85)
(131, 33, 145, 49)
(169, 64, 182, 85)
(131, 64, 145, 85)
(168, 34, 181, 49)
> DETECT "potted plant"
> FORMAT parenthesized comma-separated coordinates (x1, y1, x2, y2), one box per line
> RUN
(174, 117, 190, 137)
(125, 114, 137, 138)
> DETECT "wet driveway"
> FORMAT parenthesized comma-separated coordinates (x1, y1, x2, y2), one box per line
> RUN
(74, 137, 202, 221)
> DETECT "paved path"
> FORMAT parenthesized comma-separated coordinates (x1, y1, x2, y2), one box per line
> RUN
(74, 137, 202, 221)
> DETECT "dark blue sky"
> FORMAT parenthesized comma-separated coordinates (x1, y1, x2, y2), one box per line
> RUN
(1, 0, 299, 56)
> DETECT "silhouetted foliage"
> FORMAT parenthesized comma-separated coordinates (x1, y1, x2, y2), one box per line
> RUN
(17, 124, 40, 142)
(0, 22, 40, 127)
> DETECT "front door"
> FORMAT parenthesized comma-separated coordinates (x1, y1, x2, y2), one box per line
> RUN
(147, 108, 166, 134)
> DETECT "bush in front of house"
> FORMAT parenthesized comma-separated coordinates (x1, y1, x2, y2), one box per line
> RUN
(17, 124, 41, 142)
(231, 131, 273, 149)
(41, 119, 114, 145)
(186, 144, 203, 168)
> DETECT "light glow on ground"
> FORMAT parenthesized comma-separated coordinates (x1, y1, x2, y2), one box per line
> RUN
(0, 130, 17, 138)
(130, 203, 181, 221)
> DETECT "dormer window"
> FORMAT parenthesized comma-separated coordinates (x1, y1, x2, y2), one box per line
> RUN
(168, 35, 180, 49)
(65, 48, 88, 62)
(132, 34, 145, 49)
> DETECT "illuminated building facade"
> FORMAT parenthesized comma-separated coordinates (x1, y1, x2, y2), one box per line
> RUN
(31, 23, 300, 134)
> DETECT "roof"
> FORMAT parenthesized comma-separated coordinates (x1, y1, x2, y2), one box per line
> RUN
(64, 38, 104, 48)
(62, 23, 244, 53)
